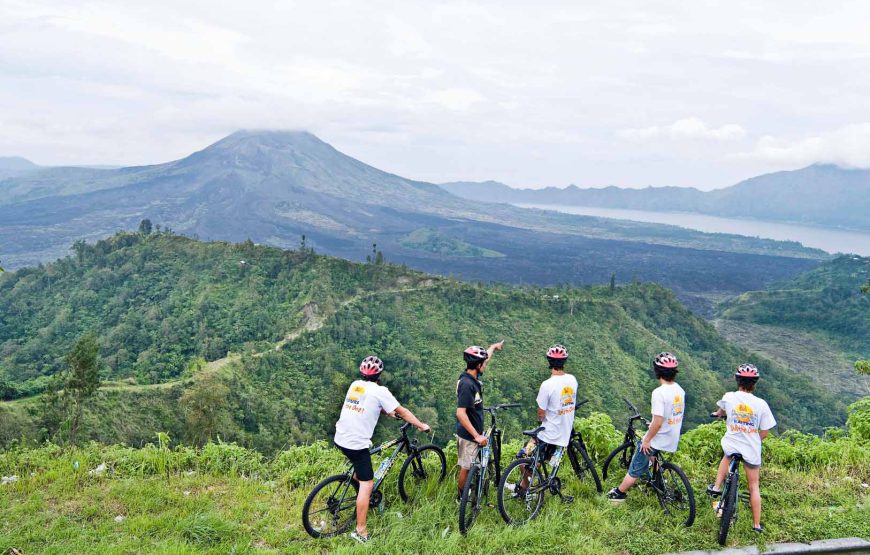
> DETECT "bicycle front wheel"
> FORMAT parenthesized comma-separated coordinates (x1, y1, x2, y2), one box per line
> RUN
(398, 444, 447, 503)
(602, 441, 633, 481)
(301, 474, 358, 538)
(497, 458, 546, 526)
(717, 477, 738, 545)
(656, 461, 695, 527)
(568, 440, 603, 493)
(459, 464, 482, 535)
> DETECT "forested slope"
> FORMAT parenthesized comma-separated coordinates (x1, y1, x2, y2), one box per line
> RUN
(0, 233, 847, 450)
(718, 255, 870, 358)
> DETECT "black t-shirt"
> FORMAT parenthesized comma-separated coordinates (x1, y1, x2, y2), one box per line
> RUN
(456, 371, 484, 440)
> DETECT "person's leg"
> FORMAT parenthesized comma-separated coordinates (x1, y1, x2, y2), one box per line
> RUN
(713, 454, 730, 490)
(744, 464, 762, 528)
(355, 480, 373, 536)
(456, 438, 476, 496)
(619, 443, 649, 493)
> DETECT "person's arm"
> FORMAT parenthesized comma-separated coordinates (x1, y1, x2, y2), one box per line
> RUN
(456, 407, 488, 446)
(759, 429, 769, 441)
(711, 408, 726, 417)
(537, 408, 546, 422)
(536, 382, 547, 422)
(641, 415, 663, 454)
(479, 340, 504, 373)
(395, 405, 430, 432)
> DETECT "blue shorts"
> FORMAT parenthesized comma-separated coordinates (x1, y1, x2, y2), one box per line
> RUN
(628, 441, 660, 478)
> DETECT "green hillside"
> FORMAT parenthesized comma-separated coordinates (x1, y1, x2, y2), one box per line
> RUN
(1, 413, 868, 554)
(0, 233, 849, 451)
(718, 255, 870, 359)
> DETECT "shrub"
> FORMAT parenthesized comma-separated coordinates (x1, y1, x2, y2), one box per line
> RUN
(574, 412, 623, 462)
(846, 397, 870, 443)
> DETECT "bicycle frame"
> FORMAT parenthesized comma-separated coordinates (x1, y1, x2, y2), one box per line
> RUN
(341, 423, 416, 494)
(716, 455, 742, 516)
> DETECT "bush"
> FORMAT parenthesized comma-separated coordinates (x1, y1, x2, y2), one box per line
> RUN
(574, 412, 623, 462)
(846, 397, 870, 443)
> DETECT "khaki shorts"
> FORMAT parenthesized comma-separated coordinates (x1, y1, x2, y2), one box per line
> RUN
(456, 436, 479, 470)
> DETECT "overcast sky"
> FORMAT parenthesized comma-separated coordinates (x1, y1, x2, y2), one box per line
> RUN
(3, 1, 870, 189)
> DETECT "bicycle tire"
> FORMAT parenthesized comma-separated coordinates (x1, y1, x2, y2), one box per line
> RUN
(497, 457, 546, 525)
(602, 441, 633, 481)
(301, 474, 359, 539)
(568, 440, 603, 493)
(717, 476, 738, 545)
(657, 461, 695, 527)
(459, 464, 481, 535)
(397, 444, 447, 502)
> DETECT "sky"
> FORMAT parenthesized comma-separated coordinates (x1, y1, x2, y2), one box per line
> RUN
(2, 1, 870, 190)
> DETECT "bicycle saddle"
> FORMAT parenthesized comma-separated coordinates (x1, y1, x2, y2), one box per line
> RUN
(522, 426, 545, 438)
(729, 453, 744, 461)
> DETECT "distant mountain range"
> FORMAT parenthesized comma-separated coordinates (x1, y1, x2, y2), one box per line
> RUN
(0, 131, 824, 299)
(441, 164, 870, 232)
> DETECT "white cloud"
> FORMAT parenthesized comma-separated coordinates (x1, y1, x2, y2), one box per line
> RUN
(742, 123, 870, 168)
(619, 118, 746, 141)
(428, 88, 484, 111)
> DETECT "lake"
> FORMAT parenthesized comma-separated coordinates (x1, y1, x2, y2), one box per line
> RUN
(517, 204, 870, 256)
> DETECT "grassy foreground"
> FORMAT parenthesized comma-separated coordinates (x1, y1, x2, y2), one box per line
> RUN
(1, 416, 868, 555)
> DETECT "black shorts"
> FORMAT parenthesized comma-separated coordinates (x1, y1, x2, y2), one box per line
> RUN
(337, 443, 374, 482)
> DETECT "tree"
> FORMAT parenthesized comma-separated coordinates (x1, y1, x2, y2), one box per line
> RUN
(64, 333, 102, 443)
(610, 272, 616, 293)
(179, 374, 233, 445)
(863, 277, 869, 293)
(138, 218, 153, 235)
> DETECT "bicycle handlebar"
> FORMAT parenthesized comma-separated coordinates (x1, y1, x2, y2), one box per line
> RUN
(485, 403, 521, 412)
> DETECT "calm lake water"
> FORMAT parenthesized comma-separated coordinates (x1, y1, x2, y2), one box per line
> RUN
(518, 204, 870, 256)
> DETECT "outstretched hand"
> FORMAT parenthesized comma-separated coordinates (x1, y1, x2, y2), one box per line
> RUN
(490, 340, 505, 352)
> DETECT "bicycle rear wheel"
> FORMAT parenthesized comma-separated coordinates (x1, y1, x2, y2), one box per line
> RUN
(301, 474, 359, 538)
(602, 441, 633, 481)
(459, 464, 481, 535)
(568, 440, 603, 493)
(717, 477, 738, 545)
(656, 462, 695, 527)
(497, 457, 546, 525)
(398, 444, 447, 502)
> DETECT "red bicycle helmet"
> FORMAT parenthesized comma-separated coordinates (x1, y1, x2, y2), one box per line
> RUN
(463, 346, 489, 364)
(546, 344, 568, 360)
(654, 352, 679, 369)
(359, 355, 384, 377)
(735, 363, 759, 378)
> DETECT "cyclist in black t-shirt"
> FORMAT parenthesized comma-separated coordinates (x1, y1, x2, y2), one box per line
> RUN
(456, 341, 504, 498)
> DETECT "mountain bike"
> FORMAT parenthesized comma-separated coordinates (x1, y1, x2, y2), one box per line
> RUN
(459, 403, 520, 534)
(495, 400, 602, 526)
(601, 398, 695, 527)
(301, 419, 446, 538)
(712, 450, 750, 545)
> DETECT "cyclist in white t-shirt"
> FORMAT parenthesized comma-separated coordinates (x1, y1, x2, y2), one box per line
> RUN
(607, 352, 686, 502)
(707, 364, 776, 534)
(333, 355, 430, 544)
(519, 345, 578, 459)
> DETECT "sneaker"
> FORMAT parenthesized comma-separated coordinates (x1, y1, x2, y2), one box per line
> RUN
(712, 500, 722, 518)
(606, 487, 627, 502)
(350, 530, 370, 544)
(753, 524, 765, 534)
(706, 484, 722, 498)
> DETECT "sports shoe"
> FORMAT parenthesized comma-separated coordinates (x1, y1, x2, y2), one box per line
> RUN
(706, 484, 722, 498)
(606, 487, 627, 502)
(753, 524, 765, 534)
(350, 531, 370, 544)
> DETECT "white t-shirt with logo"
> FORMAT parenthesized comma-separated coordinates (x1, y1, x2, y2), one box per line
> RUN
(334, 380, 401, 450)
(536, 373, 578, 447)
(649, 382, 686, 453)
(718, 391, 776, 466)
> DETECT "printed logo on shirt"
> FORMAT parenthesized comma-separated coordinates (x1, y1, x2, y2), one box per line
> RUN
(668, 394, 684, 425)
(344, 384, 368, 414)
(474, 391, 482, 405)
(730, 403, 760, 433)
(557, 386, 576, 416)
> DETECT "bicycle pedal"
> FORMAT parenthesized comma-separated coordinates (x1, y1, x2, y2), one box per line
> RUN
(561, 495, 575, 504)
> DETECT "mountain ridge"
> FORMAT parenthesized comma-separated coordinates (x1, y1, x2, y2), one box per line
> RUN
(441, 163, 870, 231)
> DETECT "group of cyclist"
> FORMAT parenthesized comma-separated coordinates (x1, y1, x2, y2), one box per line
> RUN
(331, 342, 776, 544)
